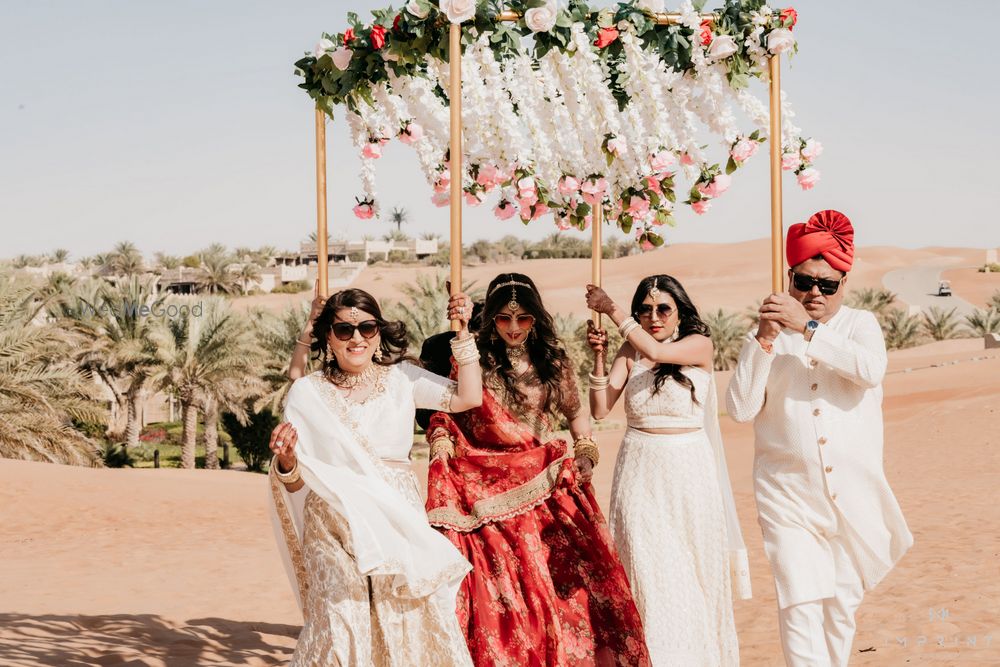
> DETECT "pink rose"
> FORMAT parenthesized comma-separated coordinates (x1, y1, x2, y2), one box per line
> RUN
(680, 152, 695, 166)
(691, 199, 712, 215)
(801, 138, 823, 161)
(313, 38, 335, 58)
(398, 121, 423, 144)
(362, 143, 382, 159)
(580, 177, 608, 205)
(519, 206, 533, 222)
(640, 239, 655, 251)
(464, 191, 484, 206)
(645, 176, 662, 195)
(730, 138, 758, 163)
(477, 164, 501, 188)
(558, 175, 580, 196)
(494, 201, 517, 220)
(649, 150, 676, 175)
(432, 191, 450, 207)
(627, 196, 650, 219)
(330, 47, 353, 70)
(606, 136, 627, 156)
(581, 214, 592, 230)
(352, 203, 375, 219)
(555, 215, 572, 231)
(781, 152, 801, 171)
(432, 174, 450, 193)
(698, 173, 732, 198)
(531, 202, 550, 220)
(440, 0, 476, 24)
(767, 28, 795, 55)
(517, 191, 538, 208)
(707, 34, 738, 61)
(797, 167, 820, 190)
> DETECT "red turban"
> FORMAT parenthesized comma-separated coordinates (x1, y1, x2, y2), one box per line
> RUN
(786, 210, 855, 273)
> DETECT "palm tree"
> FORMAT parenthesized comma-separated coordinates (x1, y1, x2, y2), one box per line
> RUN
(882, 308, 923, 350)
(382, 229, 410, 243)
(51, 276, 165, 450)
(922, 306, 962, 341)
(420, 232, 441, 241)
(148, 297, 266, 468)
(989, 290, 1000, 312)
(51, 248, 70, 263)
(199, 243, 229, 263)
(846, 288, 897, 320)
(704, 308, 749, 371)
(0, 279, 106, 465)
(199, 255, 240, 295)
(108, 242, 145, 277)
(389, 206, 409, 234)
(236, 262, 263, 294)
(249, 305, 312, 414)
(155, 253, 182, 270)
(964, 308, 1000, 336)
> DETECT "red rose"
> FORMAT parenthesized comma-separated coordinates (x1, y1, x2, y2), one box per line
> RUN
(780, 7, 798, 29)
(370, 24, 387, 50)
(393, 13, 402, 32)
(594, 27, 620, 49)
(344, 28, 355, 45)
(699, 20, 713, 47)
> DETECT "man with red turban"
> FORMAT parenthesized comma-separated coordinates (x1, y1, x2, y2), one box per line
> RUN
(726, 211, 912, 666)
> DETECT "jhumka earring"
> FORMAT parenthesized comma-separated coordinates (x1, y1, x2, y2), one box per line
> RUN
(374, 346, 384, 361)
(669, 321, 682, 342)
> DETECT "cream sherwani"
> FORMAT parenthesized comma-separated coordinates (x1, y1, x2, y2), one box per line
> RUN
(726, 306, 912, 664)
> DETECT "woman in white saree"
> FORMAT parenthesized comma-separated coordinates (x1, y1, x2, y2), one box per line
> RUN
(269, 287, 481, 666)
(585, 276, 752, 667)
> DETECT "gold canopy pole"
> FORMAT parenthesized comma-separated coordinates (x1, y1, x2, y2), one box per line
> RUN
(768, 56, 784, 293)
(591, 207, 602, 325)
(449, 23, 463, 331)
(315, 107, 329, 298)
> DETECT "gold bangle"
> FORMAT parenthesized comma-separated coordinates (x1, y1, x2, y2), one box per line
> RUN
(295, 339, 311, 348)
(573, 436, 600, 467)
(429, 436, 455, 459)
(271, 455, 301, 485)
(588, 372, 609, 389)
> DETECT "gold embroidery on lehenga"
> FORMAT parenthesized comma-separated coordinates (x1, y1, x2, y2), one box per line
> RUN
(427, 452, 571, 531)
(269, 469, 310, 613)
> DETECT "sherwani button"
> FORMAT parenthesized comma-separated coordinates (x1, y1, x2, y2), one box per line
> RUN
(813, 408, 821, 416)
(831, 493, 838, 500)
(825, 466, 833, 473)
(811, 383, 818, 391)
(818, 437, 827, 445)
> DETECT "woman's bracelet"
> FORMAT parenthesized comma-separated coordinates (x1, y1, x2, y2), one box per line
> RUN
(588, 372, 610, 390)
(573, 436, 600, 467)
(429, 435, 456, 459)
(272, 455, 301, 485)
(450, 334, 480, 366)
(295, 338, 311, 348)
(618, 317, 640, 339)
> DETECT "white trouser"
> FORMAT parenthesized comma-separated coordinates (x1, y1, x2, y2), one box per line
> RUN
(777, 534, 865, 667)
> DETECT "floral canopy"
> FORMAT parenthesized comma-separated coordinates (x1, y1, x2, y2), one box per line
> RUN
(295, 0, 819, 248)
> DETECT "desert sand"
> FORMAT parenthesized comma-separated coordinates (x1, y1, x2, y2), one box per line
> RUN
(3, 244, 999, 666)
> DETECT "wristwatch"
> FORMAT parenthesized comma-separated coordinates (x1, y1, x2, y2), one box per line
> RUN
(803, 319, 819, 342)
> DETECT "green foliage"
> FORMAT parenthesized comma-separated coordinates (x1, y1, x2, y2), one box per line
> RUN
(845, 288, 897, 318)
(964, 308, 1000, 337)
(921, 306, 963, 341)
(989, 290, 1000, 312)
(881, 308, 923, 350)
(222, 406, 280, 473)
(272, 280, 311, 294)
(703, 308, 749, 371)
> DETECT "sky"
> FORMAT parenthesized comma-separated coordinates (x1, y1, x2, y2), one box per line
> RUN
(1, 0, 998, 261)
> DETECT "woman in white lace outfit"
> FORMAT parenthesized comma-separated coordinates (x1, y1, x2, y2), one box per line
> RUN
(268, 287, 481, 666)
(585, 275, 752, 667)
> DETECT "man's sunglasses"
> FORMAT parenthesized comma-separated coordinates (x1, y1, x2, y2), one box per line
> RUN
(331, 319, 381, 341)
(791, 273, 843, 296)
(494, 313, 535, 328)
(635, 304, 674, 318)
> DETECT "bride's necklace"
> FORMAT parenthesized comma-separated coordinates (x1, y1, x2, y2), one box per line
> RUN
(506, 343, 530, 374)
(329, 363, 380, 390)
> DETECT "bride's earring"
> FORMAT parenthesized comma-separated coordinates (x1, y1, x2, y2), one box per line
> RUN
(669, 321, 682, 342)
(374, 346, 384, 362)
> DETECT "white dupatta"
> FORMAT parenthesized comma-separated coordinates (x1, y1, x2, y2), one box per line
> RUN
(268, 374, 471, 612)
(705, 372, 753, 600)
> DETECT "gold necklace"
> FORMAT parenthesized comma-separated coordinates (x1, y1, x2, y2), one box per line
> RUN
(329, 363, 381, 389)
(506, 343, 527, 361)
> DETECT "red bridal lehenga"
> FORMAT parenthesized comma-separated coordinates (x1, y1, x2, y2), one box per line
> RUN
(426, 367, 651, 666)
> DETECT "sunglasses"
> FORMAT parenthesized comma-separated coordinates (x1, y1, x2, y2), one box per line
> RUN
(791, 273, 843, 296)
(636, 303, 674, 318)
(331, 319, 380, 341)
(493, 313, 535, 329)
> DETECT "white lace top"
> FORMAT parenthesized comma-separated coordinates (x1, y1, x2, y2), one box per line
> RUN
(308, 362, 456, 462)
(624, 357, 710, 430)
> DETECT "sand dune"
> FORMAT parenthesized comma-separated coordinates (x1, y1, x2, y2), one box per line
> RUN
(2, 337, 998, 665)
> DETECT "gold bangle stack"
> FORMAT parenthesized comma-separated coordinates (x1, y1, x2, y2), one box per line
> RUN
(573, 436, 600, 467)
(272, 455, 301, 485)
(295, 338, 311, 348)
(450, 334, 480, 366)
(429, 435, 456, 459)
(618, 316, 640, 339)
(588, 372, 610, 391)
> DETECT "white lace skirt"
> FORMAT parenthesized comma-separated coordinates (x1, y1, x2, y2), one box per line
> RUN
(291, 465, 472, 667)
(609, 428, 739, 667)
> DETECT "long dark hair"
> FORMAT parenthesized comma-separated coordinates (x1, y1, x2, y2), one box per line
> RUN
(309, 288, 410, 376)
(630, 274, 711, 402)
(478, 273, 570, 414)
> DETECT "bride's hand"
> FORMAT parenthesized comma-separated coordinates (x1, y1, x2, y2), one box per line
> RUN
(585, 284, 616, 316)
(575, 456, 594, 483)
(270, 422, 298, 472)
